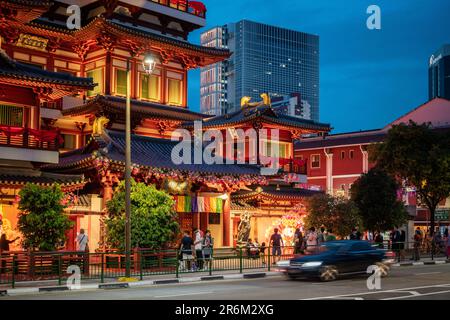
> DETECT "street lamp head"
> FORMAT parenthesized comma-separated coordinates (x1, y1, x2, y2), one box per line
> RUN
(143, 53, 156, 74)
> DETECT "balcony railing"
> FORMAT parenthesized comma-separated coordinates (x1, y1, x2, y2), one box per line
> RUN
(150, 0, 207, 18)
(0, 125, 62, 151)
(260, 157, 307, 175)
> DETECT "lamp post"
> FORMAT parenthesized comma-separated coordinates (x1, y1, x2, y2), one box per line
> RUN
(125, 53, 156, 278)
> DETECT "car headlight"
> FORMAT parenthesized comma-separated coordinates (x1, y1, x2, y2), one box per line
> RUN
(302, 261, 323, 267)
(276, 260, 290, 267)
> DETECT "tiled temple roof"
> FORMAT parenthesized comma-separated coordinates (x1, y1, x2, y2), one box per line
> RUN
(61, 95, 208, 122)
(44, 130, 263, 177)
(232, 184, 322, 201)
(183, 105, 331, 132)
(0, 171, 86, 190)
(0, 50, 94, 98)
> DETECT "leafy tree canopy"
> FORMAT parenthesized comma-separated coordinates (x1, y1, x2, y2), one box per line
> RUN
(371, 121, 450, 235)
(304, 193, 362, 238)
(351, 167, 408, 232)
(105, 180, 179, 250)
(18, 184, 72, 251)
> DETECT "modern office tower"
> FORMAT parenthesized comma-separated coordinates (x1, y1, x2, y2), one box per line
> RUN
(200, 20, 319, 120)
(429, 44, 450, 101)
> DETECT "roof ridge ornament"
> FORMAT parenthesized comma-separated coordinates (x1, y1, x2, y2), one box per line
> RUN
(240, 93, 271, 109)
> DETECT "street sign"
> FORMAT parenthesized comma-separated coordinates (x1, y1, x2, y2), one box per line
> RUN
(435, 208, 450, 220)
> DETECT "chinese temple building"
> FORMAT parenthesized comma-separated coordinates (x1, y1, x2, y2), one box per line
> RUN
(0, 0, 331, 251)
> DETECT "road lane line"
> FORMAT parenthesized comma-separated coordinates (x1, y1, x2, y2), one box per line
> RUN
(154, 291, 213, 298)
(382, 289, 450, 300)
(414, 272, 441, 276)
(301, 283, 450, 300)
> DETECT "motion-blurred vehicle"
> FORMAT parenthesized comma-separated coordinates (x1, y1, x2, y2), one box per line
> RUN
(276, 240, 393, 282)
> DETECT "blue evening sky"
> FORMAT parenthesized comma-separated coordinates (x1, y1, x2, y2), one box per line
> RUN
(187, 0, 450, 133)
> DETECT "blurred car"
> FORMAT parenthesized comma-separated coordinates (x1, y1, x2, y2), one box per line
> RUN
(276, 240, 393, 282)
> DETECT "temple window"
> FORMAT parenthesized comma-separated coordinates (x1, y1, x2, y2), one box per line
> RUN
(262, 141, 292, 159)
(311, 154, 320, 168)
(167, 78, 183, 106)
(140, 70, 161, 102)
(114, 68, 128, 96)
(0, 105, 23, 126)
(349, 150, 354, 159)
(86, 68, 104, 97)
(61, 133, 77, 150)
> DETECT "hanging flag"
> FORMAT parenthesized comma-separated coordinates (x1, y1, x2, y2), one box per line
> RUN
(204, 197, 211, 213)
(176, 196, 185, 212)
(184, 196, 192, 212)
(210, 197, 217, 213)
(192, 196, 198, 212)
(198, 196, 205, 213)
(216, 198, 223, 214)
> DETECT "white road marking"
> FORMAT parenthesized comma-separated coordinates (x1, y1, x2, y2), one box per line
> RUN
(414, 272, 442, 276)
(382, 289, 450, 300)
(154, 291, 213, 298)
(302, 283, 450, 300)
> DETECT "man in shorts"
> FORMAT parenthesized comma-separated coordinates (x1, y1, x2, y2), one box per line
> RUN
(270, 228, 284, 264)
(179, 230, 195, 271)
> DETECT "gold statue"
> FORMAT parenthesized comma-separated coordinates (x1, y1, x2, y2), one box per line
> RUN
(240, 93, 271, 108)
(92, 116, 110, 135)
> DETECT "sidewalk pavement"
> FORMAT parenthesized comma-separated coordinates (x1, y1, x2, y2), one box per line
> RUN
(1, 258, 449, 297)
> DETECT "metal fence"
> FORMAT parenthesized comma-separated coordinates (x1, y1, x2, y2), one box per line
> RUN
(0, 241, 448, 288)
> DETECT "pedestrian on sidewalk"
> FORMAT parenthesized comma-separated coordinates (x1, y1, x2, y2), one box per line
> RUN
(202, 230, 213, 271)
(76, 229, 89, 274)
(412, 229, 422, 261)
(0, 234, 19, 274)
(446, 233, 450, 260)
(374, 231, 384, 248)
(194, 228, 204, 271)
(270, 228, 284, 264)
(306, 227, 318, 252)
(180, 230, 195, 271)
(391, 226, 401, 262)
(326, 229, 337, 242)
(294, 228, 304, 254)
(317, 227, 326, 244)
(260, 242, 267, 266)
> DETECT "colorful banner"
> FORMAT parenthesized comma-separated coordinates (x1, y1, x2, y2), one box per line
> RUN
(173, 196, 223, 213)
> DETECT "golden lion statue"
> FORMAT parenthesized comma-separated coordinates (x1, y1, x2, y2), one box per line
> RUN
(240, 93, 271, 108)
(93, 116, 110, 135)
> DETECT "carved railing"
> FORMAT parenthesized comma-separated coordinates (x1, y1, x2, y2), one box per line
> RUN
(0, 125, 62, 151)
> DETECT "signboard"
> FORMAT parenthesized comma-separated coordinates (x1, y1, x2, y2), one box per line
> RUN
(435, 208, 449, 220)
(16, 34, 48, 52)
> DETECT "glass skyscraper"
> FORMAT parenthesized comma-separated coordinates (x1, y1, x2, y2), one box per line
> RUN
(429, 44, 450, 101)
(200, 20, 319, 121)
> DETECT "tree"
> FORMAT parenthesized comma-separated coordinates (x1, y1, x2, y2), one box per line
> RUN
(304, 193, 362, 238)
(18, 184, 73, 251)
(371, 121, 450, 237)
(105, 180, 179, 250)
(351, 167, 409, 232)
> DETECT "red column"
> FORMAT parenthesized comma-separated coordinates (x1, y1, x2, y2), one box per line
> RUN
(223, 194, 231, 247)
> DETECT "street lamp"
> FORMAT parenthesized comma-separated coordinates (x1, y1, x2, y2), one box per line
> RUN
(125, 53, 156, 278)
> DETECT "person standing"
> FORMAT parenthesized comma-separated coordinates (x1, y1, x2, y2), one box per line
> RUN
(294, 229, 304, 254)
(412, 229, 422, 261)
(326, 229, 337, 242)
(260, 242, 267, 266)
(391, 226, 401, 262)
(306, 227, 318, 252)
(349, 228, 358, 240)
(180, 230, 195, 271)
(270, 228, 284, 264)
(193, 228, 204, 271)
(76, 229, 89, 274)
(202, 230, 213, 271)
(374, 231, 384, 248)
(0, 234, 19, 274)
(317, 227, 326, 244)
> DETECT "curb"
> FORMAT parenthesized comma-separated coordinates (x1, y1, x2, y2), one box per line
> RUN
(391, 260, 449, 268)
(2, 272, 280, 296)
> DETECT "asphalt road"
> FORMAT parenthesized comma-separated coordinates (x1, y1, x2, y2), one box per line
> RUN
(2, 264, 450, 300)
